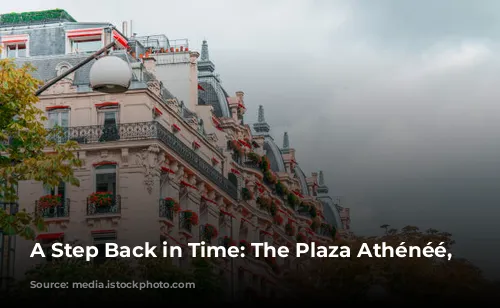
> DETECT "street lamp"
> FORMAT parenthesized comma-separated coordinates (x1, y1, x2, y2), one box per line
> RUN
(35, 41, 132, 96)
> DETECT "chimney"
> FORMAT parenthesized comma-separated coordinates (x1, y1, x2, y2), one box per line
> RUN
(142, 56, 156, 74)
(130, 20, 133, 37)
(122, 21, 128, 37)
(236, 91, 244, 106)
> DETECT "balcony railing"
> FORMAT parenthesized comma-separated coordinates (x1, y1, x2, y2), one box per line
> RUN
(48, 122, 238, 200)
(199, 224, 212, 244)
(0, 202, 18, 215)
(179, 211, 192, 233)
(242, 160, 260, 171)
(158, 199, 174, 221)
(86, 195, 121, 216)
(318, 224, 332, 238)
(35, 198, 70, 218)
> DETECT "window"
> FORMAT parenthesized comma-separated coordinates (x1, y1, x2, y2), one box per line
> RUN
(47, 109, 69, 143)
(6, 43, 27, 58)
(98, 108, 118, 126)
(44, 181, 66, 200)
(98, 107, 120, 142)
(39, 235, 64, 263)
(92, 231, 117, 265)
(95, 165, 116, 196)
(47, 110, 69, 128)
(70, 37, 102, 54)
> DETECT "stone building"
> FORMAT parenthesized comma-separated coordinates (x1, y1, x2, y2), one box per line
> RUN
(0, 9, 351, 298)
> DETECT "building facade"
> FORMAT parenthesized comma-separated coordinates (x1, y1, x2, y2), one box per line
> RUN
(0, 9, 351, 298)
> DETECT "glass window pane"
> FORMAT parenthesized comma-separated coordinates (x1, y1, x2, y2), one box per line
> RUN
(104, 112, 117, 125)
(48, 112, 58, 128)
(96, 172, 116, 195)
(7, 45, 16, 58)
(60, 111, 69, 127)
(72, 40, 102, 53)
(57, 182, 66, 199)
(17, 45, 26, 57)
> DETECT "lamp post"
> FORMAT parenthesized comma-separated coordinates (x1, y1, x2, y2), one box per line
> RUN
(35, 41, 132, 96)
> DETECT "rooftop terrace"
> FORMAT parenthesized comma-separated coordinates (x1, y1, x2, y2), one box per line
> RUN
(0, 9, 76, 27)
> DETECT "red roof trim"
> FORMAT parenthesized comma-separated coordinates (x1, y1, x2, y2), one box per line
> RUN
(161, 166, 175, 174)
(91, 229, 116, 234)
(95, 102, 119, 108)
(180, 180, 197, 190)
(112, 30, 129, 49)
(36, 233, 64, 240)
(46, 105, 69, 111)
(93, 161, 117, 167)
(220, 209, 235, 218)
(154, 107, 163, 115)
(201, 196, 217, 205)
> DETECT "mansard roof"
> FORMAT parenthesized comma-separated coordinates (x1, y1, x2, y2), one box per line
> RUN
(197, 40, 232, 118)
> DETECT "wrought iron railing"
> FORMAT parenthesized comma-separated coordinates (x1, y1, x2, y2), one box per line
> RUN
(86, 195, 121, 216)
(199, 224, 212, 244)
(35, 198, 70, 218)
(0, 202, 18, 215)
(179, 211, 192, 233)
(48, 122, 238, 200)
(318, 224, 332, 237)
(159, 199, 174, 221)
(242, 160, 260, 171)
(297, 206, 311, 218)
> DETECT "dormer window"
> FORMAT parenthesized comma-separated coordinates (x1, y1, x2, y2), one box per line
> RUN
(1, 34, 29, 58)
(70, 37, 102, 54)
(66, 28, 104, 54)
(7, 43, 26, 58)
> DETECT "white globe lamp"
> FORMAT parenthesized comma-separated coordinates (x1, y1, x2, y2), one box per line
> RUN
(89, 56, 132, 93)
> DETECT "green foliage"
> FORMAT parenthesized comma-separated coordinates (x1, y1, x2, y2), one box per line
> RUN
(0, 57, 82, 239)
(275, 181, 286, 196)
(0, 9, 76, 25)
(242, 187, 252, 200)
(287, 192, 299, 208)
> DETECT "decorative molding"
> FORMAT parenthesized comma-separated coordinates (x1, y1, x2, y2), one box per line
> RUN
(135, 144, 164, 194)
(121, 148, 129, 166)
(147, 80, 161, 97)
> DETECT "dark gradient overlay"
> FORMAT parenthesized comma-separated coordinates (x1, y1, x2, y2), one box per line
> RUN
(2, 218, 499, 305)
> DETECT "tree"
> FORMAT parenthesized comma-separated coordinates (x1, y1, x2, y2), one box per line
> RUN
(285, 225, 499, 303)
(0, 56, 81, 239)
(380, 224, 390, 234)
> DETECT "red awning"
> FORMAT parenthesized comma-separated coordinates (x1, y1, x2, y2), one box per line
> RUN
(95, 102, 119, 108)
(46, 105, 69, 111)
(36, 233, 64, 240)
(91, 230, 115, 234)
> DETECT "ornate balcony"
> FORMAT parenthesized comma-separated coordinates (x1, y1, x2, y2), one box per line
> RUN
(242, 159, 260, 171)
(158, 199, 175, 221)
(179, 211, 193, 233)
(48, 122, 237, 200)
(199, 224, 212, 244)
(86, 195, 121, 216)
(35, 198, 70, 218)
(0, 202, 18, 215)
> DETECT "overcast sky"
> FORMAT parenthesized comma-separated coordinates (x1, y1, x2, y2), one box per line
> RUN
(3, 0, 499, 277)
